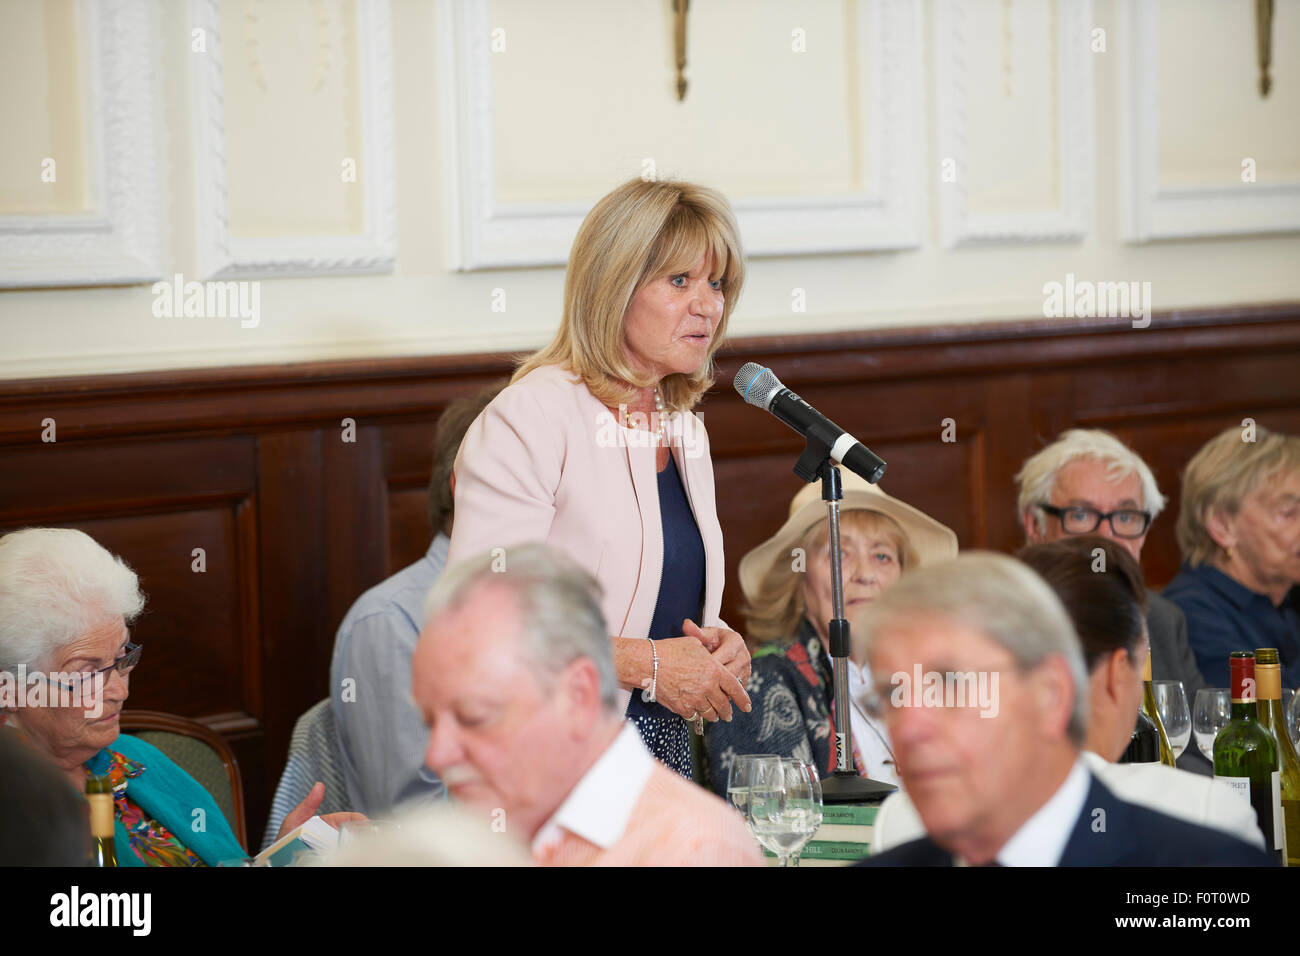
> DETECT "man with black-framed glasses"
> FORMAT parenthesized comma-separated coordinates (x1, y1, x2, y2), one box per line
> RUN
(1015, 429, 1207, 770)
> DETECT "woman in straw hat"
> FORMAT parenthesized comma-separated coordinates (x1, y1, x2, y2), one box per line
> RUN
(705, 472, 957, 793)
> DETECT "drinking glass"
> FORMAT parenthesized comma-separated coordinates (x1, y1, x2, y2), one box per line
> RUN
(1286, 690, 1300, 749)
(1152, 680, 1191, 759)
(748, 758, 823, 867)
(726, 753, 778, 826)
(1193, 688, 1231, 761)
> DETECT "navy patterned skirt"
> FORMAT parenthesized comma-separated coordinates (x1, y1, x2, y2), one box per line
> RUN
(626, 707, 692, 779)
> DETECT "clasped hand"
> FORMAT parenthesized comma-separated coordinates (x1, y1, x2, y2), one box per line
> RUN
(645, 619, 752, 723)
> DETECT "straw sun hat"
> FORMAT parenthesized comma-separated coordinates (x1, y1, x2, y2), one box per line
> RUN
(738, 469, 959, 607)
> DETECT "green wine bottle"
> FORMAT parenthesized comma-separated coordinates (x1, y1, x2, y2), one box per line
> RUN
(1213, 651, 1280, 862)
(86, 774, 117, 867)
(1140, 650, 1177, 768)
(1255, 647, 1300, 866)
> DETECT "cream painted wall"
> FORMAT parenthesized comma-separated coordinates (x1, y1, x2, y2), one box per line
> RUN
(0, 0, 88, 214)
(0, 0, 1297, 382)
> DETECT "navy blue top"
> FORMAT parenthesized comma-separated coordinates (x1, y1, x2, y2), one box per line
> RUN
(1163, 563, 1300, 689)
(625, 452, 706, 722)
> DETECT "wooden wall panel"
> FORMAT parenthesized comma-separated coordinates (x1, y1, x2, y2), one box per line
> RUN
(2, 305, 1298, 843)
(381, 420, 441, 576)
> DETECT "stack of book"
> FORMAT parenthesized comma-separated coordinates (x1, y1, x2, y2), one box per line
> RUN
(762, 802, 878, 866)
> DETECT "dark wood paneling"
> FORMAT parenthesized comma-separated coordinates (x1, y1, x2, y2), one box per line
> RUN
(2, 304, 1299, 842)
(382, 420, 441, 576)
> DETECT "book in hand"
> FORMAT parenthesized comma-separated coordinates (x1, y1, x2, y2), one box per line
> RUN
(253, 816, 340, 867)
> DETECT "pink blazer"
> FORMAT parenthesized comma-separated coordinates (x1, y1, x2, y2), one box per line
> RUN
(448, 365, 729, 699)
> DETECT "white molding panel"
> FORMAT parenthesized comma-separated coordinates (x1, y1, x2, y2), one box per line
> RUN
(936, 0, 1095, 247)
(438, 0, 926, 270)
(189, 0, 397, 279)
(1118, 0, 1300, 242)
(0, 0, 163, 288)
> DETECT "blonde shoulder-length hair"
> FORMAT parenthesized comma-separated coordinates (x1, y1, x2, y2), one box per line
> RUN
(513, 178, 746, 412)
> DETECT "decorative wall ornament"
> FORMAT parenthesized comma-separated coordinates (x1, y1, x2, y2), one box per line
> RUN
(1118, 0, 1300, 241)
(190, 0, 396, 279)
(936, 0, 1094, 246)
(0, 0, 163, 288)
(437, 0, 925, 270)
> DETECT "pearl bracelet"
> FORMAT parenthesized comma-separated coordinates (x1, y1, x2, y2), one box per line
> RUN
(640, 638, 659, 703)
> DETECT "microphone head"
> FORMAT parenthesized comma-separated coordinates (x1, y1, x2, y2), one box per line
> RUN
(734, 363, 783, 410)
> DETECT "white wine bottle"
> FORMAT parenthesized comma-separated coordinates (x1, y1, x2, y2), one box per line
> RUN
(1255, 647, 1300, 866)
(86, 774, 117, 867)
(1140, 650, 1177, 768)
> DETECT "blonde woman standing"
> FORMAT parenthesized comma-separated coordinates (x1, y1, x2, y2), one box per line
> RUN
(447, 179, 752, 776)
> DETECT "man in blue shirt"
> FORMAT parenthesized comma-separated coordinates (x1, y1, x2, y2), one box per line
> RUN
(329, 382, 504, 815)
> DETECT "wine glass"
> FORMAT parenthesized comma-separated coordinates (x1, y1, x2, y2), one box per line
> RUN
(1286, 690, 1300, 748)
(748, 758, 823, 867)
(1152, 681, 1191, 759)
(726, 753, 777, 826)
(782, 760, 823, 867)
(1193, 688, 1231, 761)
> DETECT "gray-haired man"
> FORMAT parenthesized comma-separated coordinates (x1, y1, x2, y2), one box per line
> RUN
(412, 543, 761, 866)
(859, 552, 1269, 866)
(1016, 429, 1206, 717)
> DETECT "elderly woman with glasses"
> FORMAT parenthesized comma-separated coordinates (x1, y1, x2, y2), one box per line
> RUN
(1165, 425, 1300, 688)
(704, 472, 957, 793)
(0, 528, 359, 866)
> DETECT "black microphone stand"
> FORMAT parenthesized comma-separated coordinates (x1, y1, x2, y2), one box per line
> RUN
(792, 441, 898, 803)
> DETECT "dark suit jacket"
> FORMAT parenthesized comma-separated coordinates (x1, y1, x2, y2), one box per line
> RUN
(1148, 590, 1205, 701)
(861, 774, 1274, 866)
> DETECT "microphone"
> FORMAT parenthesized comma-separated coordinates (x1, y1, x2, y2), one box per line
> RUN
(733, 363, 886, 484)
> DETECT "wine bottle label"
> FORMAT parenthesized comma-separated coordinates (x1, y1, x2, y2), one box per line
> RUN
(1215, 774, 1251, 802)
(1274, 770, 1284, 851)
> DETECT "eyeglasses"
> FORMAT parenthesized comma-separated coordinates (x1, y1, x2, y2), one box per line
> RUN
(1038, 504, 1152, 539)
(47, 642, 142, 694)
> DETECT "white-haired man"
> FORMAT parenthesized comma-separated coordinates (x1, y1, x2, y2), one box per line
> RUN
(1016, 429, 1205, 709)
(412, 543, 762, 866)
(859, 552, 1270, 867)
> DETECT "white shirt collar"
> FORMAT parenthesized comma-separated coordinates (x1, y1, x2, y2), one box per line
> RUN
(531, 723, 655, 855)
(968, 757, 1090, 867)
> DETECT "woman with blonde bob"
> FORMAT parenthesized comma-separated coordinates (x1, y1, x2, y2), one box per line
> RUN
(705, 472, 957, 793)
(1164, 424, 1300, 688)
(447, 178, 753, 776)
